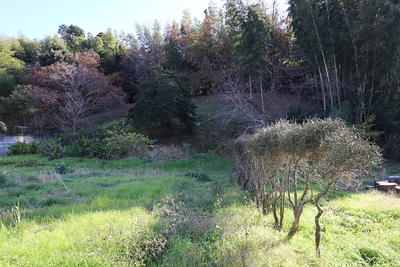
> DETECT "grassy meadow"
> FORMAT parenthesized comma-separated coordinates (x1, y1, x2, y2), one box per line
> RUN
(0, 153, 399, 266)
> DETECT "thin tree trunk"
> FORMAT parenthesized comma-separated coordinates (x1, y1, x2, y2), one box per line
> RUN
(249, 76, 253, 116)
(260, 74, 264, 112)
(342, 4, 365, 122)
(315, 198, 324, 258)
(249, 76, 252, 99)
(279, 189, 285, 230)
(272, 195, 280, 229)
(310, 10, 333, 109)
(367, 42, 377, 118)
(287, 205, 303, 239)
(326, 0, 341, 110)
(318, 67, 327, 111)
(333, 55, 341, 110)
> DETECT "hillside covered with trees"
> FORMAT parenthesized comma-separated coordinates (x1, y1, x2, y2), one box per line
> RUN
(1, 0, 400, 159)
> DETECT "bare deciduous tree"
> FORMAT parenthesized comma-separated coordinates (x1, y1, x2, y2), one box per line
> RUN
(216, 70, 306, 132)
(26, 51, 125, 135)
(216, 71, 271, 131)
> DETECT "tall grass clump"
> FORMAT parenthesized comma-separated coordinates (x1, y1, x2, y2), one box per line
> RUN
(158, 203, 302, 267)
(213, 205, 301, 267)
(147, 144, 194, 163)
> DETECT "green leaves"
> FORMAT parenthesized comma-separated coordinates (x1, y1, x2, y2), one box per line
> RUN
(226, 1, 271, 77)
(0, 42, 28, 97)
(0, 121, 7, 132)
(127, 68, 197, 131)
(0, 87, 35, 125)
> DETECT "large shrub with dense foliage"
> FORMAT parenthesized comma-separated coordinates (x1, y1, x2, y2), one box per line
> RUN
(235, 117, 382, 257)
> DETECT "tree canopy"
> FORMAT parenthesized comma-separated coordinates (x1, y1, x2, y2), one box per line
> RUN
(127, 67, 197, 132)
(0, 1, 399, 157)
(26, 50, 125, 135)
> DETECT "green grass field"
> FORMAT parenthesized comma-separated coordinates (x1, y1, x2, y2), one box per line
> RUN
(0, 154, 399, 266)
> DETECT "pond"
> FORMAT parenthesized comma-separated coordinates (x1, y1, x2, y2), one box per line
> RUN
(0, 135, 46, 155)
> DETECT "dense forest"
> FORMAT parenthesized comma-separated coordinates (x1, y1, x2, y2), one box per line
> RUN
(1, 0, 400, 159)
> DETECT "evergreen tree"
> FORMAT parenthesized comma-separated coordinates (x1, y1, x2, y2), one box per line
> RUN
(127, 67, 197, 131)
(163, 20, 185, 72)
(225, 0, 271, 110)
(0, 87, 35, 126)
(58, 24, 87, 51)
(92, 29, 125, 74)
(38, 35, 74, 66)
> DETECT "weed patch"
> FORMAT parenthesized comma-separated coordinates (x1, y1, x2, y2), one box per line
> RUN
(0, 173, 7, 186)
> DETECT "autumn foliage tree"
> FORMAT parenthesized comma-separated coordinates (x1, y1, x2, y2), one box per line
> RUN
(26, 50, 125, 135)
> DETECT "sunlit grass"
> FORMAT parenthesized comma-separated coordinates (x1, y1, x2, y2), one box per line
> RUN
(0, 154, 399, 266)
(0, 208, 160, 266)
(151, 189, 400, 266)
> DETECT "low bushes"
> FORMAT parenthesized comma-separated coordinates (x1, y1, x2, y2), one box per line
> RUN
(6, 122, 156, 160)
(66, 137, 111, 159)
(7, 141, 38, 155)
(104, 131, 155, 159)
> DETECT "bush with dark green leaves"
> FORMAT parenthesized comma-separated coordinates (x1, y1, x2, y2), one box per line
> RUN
(37, 139, 66, 159)
(54, 162, 70, 174)
(65, 131, 155, 160)
(66, 137, 111, 159)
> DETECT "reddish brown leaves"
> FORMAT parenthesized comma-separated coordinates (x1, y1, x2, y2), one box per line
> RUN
(25, 51, 125, 133)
